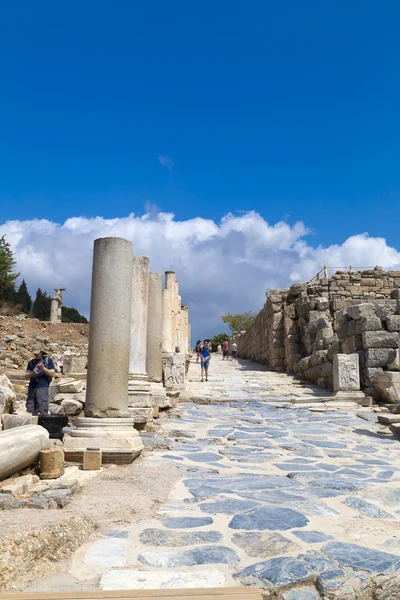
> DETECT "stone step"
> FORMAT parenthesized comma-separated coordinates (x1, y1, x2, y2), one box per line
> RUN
(378, 414, 400, 425)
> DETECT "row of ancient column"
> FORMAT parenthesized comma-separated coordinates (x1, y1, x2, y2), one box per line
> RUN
(64, 236, 191, 464)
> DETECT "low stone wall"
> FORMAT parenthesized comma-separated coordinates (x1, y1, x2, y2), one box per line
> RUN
(237, 268, 400, 399)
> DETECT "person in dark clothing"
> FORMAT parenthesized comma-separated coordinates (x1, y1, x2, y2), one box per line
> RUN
(25, 343, 55, 415)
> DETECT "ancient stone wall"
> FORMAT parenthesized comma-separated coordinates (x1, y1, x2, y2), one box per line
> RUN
(237, 267, 400, 398)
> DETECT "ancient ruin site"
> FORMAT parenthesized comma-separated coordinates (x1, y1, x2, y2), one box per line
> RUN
(0, 238, 400, 600)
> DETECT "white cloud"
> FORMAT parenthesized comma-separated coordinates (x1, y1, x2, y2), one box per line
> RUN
(2, 211, 400, 342)
(158, 155, 174, 170)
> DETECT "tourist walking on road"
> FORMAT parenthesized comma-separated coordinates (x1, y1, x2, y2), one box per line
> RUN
(232, 341, 238, 360)
(201, 339, 211, 382)
(195, 340, 202, 363)
(25, 344, 55, 415)
(223, 340, 229, 360)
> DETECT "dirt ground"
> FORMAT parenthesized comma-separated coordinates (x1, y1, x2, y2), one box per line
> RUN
(0, 315, 89, 344)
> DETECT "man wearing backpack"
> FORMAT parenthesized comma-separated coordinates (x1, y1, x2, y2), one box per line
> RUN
(25, 343, 55, 415)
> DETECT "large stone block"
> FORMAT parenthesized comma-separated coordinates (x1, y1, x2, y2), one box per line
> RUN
(374, 372, 400, 404)
(385, 315, 400, 331)
(362, 331, 399, 348)
(58, 379, 85, 394)
(357, 317, 383, 332)
(388, 348, 400, 371)
(362, 367, 383, 387)
(333, 354, 360, 392)
(162, 353, 185, 391)
(1, 414, 37, 429)
(365, 348, 394, 367)
(335, 308, 350, 325)
(0, 425, 50, 480)
(347, 303, 376, 320)
(62, 353, 87, 374)
(341, 335, 363, 354)
(337, 320, 357, 340)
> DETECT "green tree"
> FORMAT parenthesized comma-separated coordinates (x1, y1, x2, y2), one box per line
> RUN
(0, 235, 19, 303)
(61, 306, 88, 324)
(16, 279, 32, 313)
(210, 332, 230, 352)
(221, 311, 255, 336)
(32, 288, 51, 320)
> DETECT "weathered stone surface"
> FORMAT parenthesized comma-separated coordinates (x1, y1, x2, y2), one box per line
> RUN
(199, 498, 261, 514)
(232, 531, 300, 558)
(357, 316, 383, 332)
(229, 506, 309, 531)
(58, 379, 85, 394)
(162, 517, 213, 529)
(323, 542, 400, 573)
(140, 529, 222, 547)
(365, 348, 395, 367)
(340, 335, 363, 354)
(0, 425, 50, 480)
(385, 315, 400, 331)
(39, 447, 65, 479)
(234, 551, 335, 586)
(333, 354, 360, 392)
(279, 588, 321, 600)
(139, 545, 240, 568)
(362, 331, 399, 349)
(388, 348, 400, 371)
(1, 414, 34, 429)
(62, 353, 87, 374)
(374, 372, 400, 404)
(347, 304, 376, 320)
(163, 353, 186, 391)
(100, 569, 226, 590)
(343, 497, 394, 519)
(292, 530, 333, 543)
(61, 398, 83, 415)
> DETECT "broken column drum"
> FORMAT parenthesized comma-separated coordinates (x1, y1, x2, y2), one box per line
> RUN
(65, 237, 143, 463)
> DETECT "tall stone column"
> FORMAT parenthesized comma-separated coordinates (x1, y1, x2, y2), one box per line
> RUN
(188, 321, 192, 352)
(181, 305, 189, 355)
(128, 256, 152, 426)
(162, 271, 175, 353)
(50, 298, 58, 323)
(65, 237, 143, 463)
(147, 272, 163, 382)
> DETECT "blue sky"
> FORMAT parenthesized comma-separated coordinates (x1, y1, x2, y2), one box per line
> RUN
(1, 2, 400, 340)
(1, 1, 400, 247)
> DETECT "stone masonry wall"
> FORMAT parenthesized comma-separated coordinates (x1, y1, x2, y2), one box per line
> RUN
(237, 267, 400, 398)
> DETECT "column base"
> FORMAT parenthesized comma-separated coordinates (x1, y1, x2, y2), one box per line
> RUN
(63, 418, 143, 464)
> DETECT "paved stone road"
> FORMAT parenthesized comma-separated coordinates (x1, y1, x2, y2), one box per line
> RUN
(33, 358, 400, 597)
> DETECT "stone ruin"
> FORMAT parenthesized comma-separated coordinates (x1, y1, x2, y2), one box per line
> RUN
(237, 267, 400, 403)
(0, 236, 192, 505)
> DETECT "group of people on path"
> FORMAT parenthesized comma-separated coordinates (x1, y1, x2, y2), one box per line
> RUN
(195, 338, 238, 382)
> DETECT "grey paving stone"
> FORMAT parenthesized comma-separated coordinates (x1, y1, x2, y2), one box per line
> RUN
(234, 551, 336, 585)
(140, 529, 222, 547)
(305, 476, 369, 492)
(293, 530, 334, 543)
(138, 545, 240, 567)
(343, 497, 395, 519)
(199, 498, 261, 515)
(184, 452, 223, 463)
(323, 542, 400, 573)
(232, 531, 300, 558)
(229, 506, 309, 531)
(103, 530, 129, 538)
(162, 517, 213, 529)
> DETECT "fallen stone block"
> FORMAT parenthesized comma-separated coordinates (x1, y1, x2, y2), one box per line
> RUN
(58, 379, 85, 394)
(1, 414, 36, 429)
(61, 398, 84, 415)
(40, 447, 65, 479)
(0, 425, 50, 480)
(388, 349, 400, 371)
(347, 303, 376, 320)
(128, 407, 153, 423)
(374, 372, 400, 404)
(377, 414, 400, 425)
(385, 315, 400, 331)
(357, 316, 383, 333)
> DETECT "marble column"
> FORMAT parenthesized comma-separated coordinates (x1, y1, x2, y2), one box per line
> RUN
(147, 272, 163, 383)
(162, 271, 175, 353)
(50, 298, 58, 323)
(188, 321, 192, 352)
(128, 256, 152, 424)
(65, 237, 143, 463)
(181, 305, 189, 356)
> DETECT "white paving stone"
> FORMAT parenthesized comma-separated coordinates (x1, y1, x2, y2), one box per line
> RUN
(100, 568, 226, 590)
